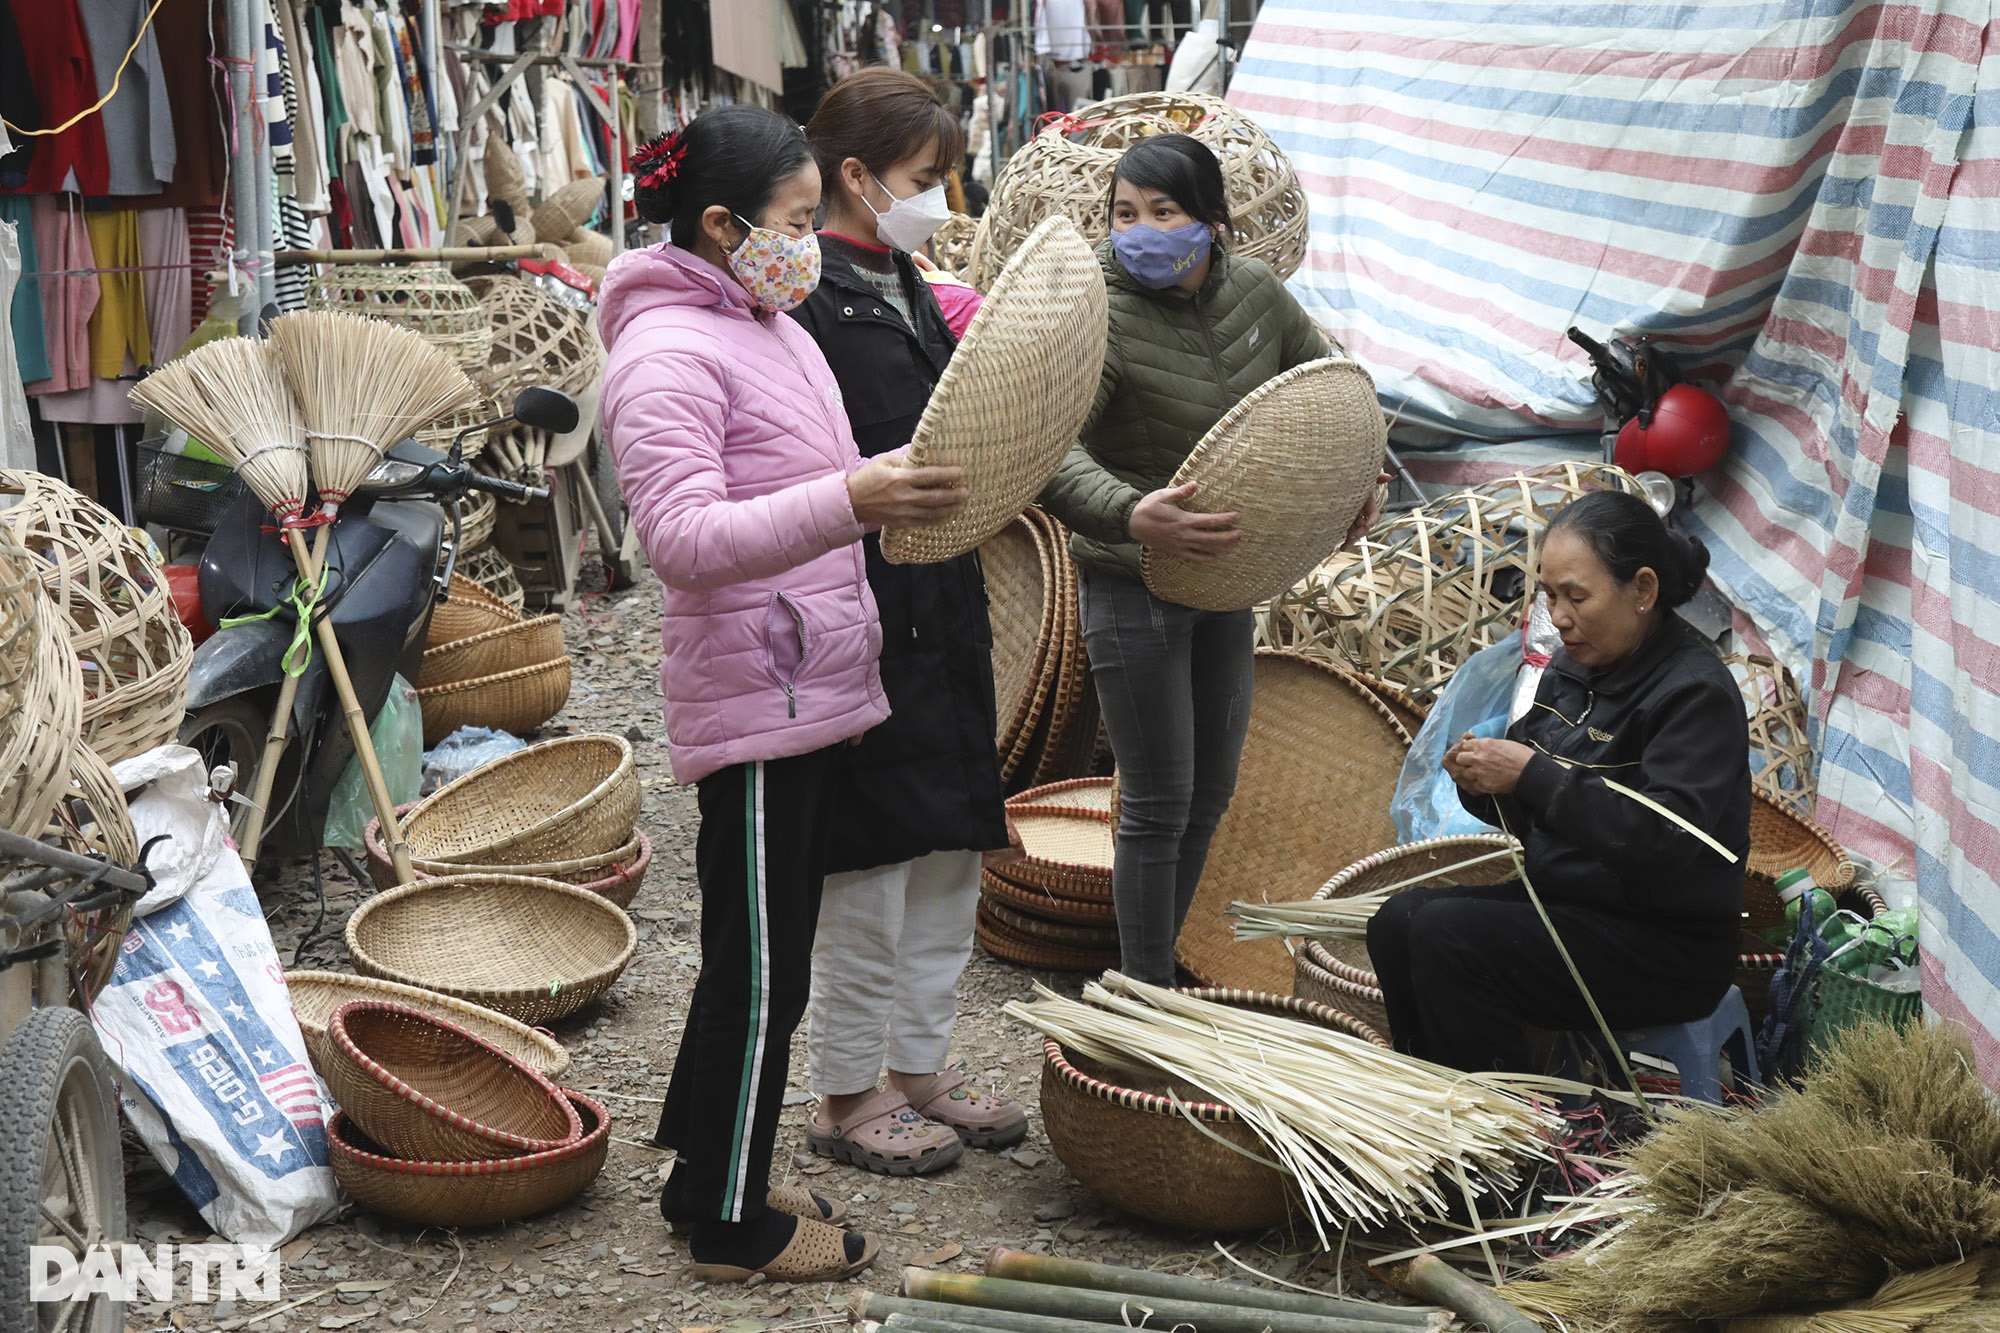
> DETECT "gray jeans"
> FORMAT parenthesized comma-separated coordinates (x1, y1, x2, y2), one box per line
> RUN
(1078, 568, 1255, 985)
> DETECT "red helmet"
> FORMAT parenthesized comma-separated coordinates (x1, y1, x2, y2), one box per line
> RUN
(1614, 384, 1731, 477)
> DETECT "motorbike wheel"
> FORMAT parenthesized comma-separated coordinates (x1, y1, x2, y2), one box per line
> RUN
(0, 1008, 126, 1333)
(588, 434, 637, 591)
(178, 695, 276, 850)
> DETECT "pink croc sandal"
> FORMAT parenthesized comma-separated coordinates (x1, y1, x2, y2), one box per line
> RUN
(807, 1089, 965, 1177)
(902, 1070, 1029, 1149)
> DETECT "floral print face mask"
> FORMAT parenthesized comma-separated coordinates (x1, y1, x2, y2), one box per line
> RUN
(726, 214, 821, 313)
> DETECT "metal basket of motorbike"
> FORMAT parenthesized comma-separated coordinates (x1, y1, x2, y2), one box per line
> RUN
(426, 572, 522, 648)
(307, 264, 493, 373)
(416, 615, 565, 688)
(400, 734, 639, 866)
(132, 438, 253, 534)
(457, 544, 526, 614)
(0, 468, 193, 766)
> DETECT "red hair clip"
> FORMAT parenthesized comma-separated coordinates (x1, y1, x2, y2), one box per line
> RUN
(634, 131, 688, 190)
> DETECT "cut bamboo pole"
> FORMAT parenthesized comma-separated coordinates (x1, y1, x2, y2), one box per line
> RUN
(236, 523, 329, 872)
(271, 244, 562, 266)
(981, 1248, 1439, 1326)
(1383, 1257, 1541, 1333)
(898, 1270, 1434, 1333)
(859, 1296, 1140, 1333)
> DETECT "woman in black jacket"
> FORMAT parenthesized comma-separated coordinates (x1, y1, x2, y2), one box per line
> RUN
(1366, 491, 1751, 1073)
(786, 68, 1024, 1176)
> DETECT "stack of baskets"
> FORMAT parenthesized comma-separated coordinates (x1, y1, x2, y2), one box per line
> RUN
(415, 573, 571, 744)
(981, 508, 1102, 792)
(312, 998, 610, 1226)
(977, 777, 1121, 971)
(362, 735, 650, 909)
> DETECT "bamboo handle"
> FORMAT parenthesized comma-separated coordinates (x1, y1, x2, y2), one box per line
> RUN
(237, 664, 301, 873)
(284, 529, 417, 885)
(1384, 1257, 1542, 1333)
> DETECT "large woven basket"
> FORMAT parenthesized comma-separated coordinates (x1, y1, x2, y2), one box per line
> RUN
(981, 867, 1118, 924)
(307, 264, 493, 372)
(416, 615, 565, 689)
(976, 901, 1121, 973)
(286, 970, 570, 1080)
(346, 874, 637, 1025)
(982, 513, 1060, 770)
(1176, 652, 1409, 992)
(328, 1089, 610, 1227)
(1011, 776, 1118, 817)
(1145, 360, 1386, 614)
(1744, 790, 1853, 930)
(982, 895, 1121, 950)
(1292, 835, 1523, 1038)
(401, 734, 638, 866)
(0, 529, 82, 839)
(970, 91, 1308, 289)
(427, 572, 522, 648)
(416, 656, 571, 746)
(0, 468, 192, 765)
(1042, 989, 1386, 1231)
(1022, 510, 1095, 788)
(365, 812, 652, 908)
(1260, 463, 1644, 701)
(321, 1001, 580, 1162)
(881, 217, 1106, 564)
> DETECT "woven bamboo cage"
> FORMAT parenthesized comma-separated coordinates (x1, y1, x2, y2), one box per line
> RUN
(0, 469, 192, 764)
(0, 528, 82, 839)
(932, 212, 978, 282)
(563, 227, 614, 269)
(52, 740, 138, 999)
(306, 265, 494, 373)
(969, 91, 1309, 289)
(1256, 463, 1645, 701)
(530, 177, 605, 241)
(460, 544, 526, 613)
(1724, 652, 1816, 817)
(464, 275, 604, 400)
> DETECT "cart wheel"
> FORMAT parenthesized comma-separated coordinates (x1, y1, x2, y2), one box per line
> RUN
(0, 1007, 126, 1333)
(588, 434, 637, 591)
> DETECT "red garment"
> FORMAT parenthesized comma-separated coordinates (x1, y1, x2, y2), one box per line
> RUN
(2, 0, 110, 195)
(149, 0, 228, 209)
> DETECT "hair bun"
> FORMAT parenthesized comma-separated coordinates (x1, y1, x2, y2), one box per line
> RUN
(1665, 527, 1710, 606)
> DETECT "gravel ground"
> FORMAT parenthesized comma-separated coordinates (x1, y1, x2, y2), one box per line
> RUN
(120, 563, 1417, 1333)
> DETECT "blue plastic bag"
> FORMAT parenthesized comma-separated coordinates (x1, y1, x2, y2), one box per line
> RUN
(1390, 639, 1518, 842)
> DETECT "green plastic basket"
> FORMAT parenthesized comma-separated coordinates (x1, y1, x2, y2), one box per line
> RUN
(1804, 962, 1921, 1056)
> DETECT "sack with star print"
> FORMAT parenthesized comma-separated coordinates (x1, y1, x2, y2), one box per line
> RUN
(92, 757, 339, 1245)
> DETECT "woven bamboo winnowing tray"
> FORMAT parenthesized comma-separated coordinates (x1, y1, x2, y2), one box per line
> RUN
(881, 216, 1106, 565)
(995, 807, 1115, 902)
(1144, 359, 1386, 614)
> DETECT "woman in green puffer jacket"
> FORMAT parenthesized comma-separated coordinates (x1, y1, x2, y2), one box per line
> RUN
(1039, 134, 1382, 985)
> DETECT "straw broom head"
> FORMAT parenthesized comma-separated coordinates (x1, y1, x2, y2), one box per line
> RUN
(129, 338, 311, 523)
(265, 310, 480, 514)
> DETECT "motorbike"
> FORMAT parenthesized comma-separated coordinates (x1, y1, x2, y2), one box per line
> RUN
(176, 387, 580, 863)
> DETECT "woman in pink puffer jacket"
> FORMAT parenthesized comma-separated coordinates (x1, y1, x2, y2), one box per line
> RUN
(597, 106, 965, 1287)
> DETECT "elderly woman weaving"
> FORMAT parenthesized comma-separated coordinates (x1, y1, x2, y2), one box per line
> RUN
(1366, 491, 1752, 1074)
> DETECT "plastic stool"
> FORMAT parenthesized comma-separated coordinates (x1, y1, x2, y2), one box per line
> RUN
(1612, 985, 1760, 1103)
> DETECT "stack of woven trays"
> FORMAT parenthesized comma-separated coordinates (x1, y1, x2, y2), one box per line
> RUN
(977, 778, 1121, 971)
(415, 573, 570, 745)
(980, 508, 1103, 793)
(310, 998, 610, 1226)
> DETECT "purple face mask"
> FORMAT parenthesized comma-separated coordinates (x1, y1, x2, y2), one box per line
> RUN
(1112, 220, 1214, 289)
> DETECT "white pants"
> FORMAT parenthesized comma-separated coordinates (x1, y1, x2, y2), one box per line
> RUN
(807, 849, 982, 1096)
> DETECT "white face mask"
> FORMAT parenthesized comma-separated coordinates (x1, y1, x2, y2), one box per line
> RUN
(864, 172, 951, 253)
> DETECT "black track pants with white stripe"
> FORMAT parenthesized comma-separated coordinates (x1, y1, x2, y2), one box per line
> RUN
(655, 746, 841, 1223)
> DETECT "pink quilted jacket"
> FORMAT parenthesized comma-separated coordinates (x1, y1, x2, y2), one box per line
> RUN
(598, 244, 889, 783)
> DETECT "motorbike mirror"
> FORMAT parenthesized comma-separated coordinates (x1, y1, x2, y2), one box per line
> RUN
(513, 386, 579, 435)
(257, 302, 283, 338)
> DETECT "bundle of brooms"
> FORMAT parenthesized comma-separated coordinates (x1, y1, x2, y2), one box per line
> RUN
(1502, 1020, 2000, 1333)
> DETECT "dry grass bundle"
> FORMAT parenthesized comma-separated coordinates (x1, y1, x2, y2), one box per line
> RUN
(266, 311, 479, 515)
(1722, 1254, 1991, 1332)
(130, 338, 310, 522)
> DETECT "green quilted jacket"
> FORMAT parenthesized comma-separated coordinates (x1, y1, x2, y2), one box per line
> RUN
(1038, 237, 1328, 579)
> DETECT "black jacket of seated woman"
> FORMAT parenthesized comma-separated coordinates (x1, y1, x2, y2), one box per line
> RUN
(1366, 491, 1750, 1074)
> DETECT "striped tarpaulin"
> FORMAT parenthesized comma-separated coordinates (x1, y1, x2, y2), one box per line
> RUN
(1234, 1, 2000, 1077)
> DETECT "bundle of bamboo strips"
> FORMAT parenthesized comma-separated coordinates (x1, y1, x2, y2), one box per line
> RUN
(1230, 846, 1521, 942)
(1005, 975, 1558, 1239)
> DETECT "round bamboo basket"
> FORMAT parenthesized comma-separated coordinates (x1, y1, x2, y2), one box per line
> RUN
(416, 615, 565, 689)
(306, 265, 493, 372)
(982, 513, 1061, 773)
(1744, 790, 1854, 932)
(417, 657, 570, 746)
(328, 1089, 610, 1227)
(1724, 653, 1816, 818)
(1258, 463, 1645, 701)
(1041, 989, 1386, 1231)
(54, 741, 138, 1000)
(427, 572, 521, 648)
(976, 902, 1121, 973)
(365, 813, 652, 908)
(346, 874, 637, 1025)
(1008, 776, 1118, 819)
(321, 1001, 580, 1162)
(454, 490, 498, 551)
(286, 970, 571, 1080)
(981, 867, 1119, 924)
(0, 531, 82, 840)
(1022, 510, 1096, 789)
(458, 544, 526, 614)
(417, 391, 500, 462)
(1353, 674, 1427, 742)
(0, 469, 192, 765)
(970, 91, 1308, 289)
(981, 883, 1121, 939)
(531, 177, 605, 240)
(401, 734, 638, 867)
(465, 274, 604, 399)
(1293, 835, 1523, 1039)
(1175, 652, 1409, 993)
(996, 807, 1115, 902)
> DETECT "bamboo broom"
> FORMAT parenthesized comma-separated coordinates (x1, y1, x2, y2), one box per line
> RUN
(131, 339, 318, 870)
(265, 311, 480, 885)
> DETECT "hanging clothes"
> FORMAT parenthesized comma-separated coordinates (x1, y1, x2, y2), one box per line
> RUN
(136, 207, 190, 363)
(0, 2, 41, 189)
(1, 0, 111, 196)
(186, 203, 230, 330)
(83, 209, 148, 379)
(74, 0, 177, 195)
(0, 217, 31, 469)
(275, 0, 330, 213)
(151, 0, 229, 210)
(24, 196, 99, 395)
(0, 198, 48, 384)
(262, 0, 296, 197)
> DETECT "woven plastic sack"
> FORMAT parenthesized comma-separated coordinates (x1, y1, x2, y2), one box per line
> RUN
(1391, 639, 1517, 842)
(322, 674, 422, 851)
(92, 824, 339, 1244)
